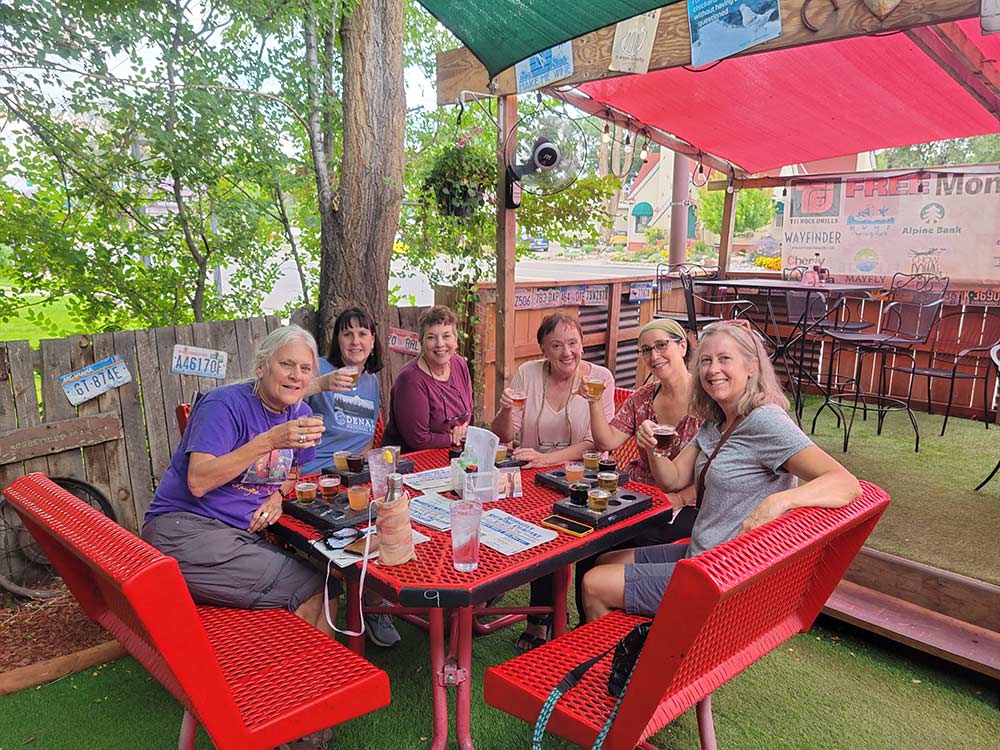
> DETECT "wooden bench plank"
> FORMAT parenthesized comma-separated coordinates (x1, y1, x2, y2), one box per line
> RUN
(824, 580, 1000, 680)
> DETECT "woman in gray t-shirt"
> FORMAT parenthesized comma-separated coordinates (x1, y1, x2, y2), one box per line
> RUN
(582, 322, 861, 620)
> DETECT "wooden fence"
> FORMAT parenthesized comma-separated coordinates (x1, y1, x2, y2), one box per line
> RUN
(0, 316, 282, 532)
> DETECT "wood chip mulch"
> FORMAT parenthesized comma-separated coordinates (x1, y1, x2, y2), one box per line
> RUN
(0, 589, 111, 672)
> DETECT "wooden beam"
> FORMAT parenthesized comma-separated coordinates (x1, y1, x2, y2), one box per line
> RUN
(906, 26, 1000, 120)
(494, 95, 518, 414)
(934, 22, 1000, 101)
(605, 282, 623, 373)
(436, 0, 981, 105)
(0, 415, 123, 465)
(717, 188, 737, 279)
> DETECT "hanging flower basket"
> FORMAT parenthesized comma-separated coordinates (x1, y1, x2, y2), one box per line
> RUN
(423, 144, 495, 218)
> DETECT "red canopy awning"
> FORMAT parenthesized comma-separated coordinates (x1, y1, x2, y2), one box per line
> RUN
(570, 19, 1000, 175)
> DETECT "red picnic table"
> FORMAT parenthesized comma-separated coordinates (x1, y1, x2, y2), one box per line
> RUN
(276, 448, 671, 750)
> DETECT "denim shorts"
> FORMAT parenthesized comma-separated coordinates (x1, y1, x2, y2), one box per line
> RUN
(623, 542, 690, 616)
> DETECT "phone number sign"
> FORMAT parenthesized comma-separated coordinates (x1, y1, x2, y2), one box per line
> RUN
(59, 355, 132, 406)
(171, 344, 228, 379)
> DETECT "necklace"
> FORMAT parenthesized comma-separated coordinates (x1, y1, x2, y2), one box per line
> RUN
(419, 354, 450, 382)
(535, 361, 578, 451)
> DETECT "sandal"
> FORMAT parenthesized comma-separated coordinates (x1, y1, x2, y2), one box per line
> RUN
(514, 614, 551, 652)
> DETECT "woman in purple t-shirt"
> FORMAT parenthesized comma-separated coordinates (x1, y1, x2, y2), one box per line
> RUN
(383, 305, 473, 453)
(142, 325, 335, 638)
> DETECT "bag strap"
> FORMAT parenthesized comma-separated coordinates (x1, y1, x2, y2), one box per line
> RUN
(532, 624, 647, 750)
(695, 416, 744, 509)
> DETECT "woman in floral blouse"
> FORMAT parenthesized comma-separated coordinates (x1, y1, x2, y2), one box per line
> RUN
(574, 317, 701, 621)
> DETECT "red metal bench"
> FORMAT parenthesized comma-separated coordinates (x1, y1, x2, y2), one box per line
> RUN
(484, 481, 890, 750)
(3, 473, 391, 750)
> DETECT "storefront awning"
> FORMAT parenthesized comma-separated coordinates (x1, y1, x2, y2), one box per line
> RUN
(631, 201, 653, 216)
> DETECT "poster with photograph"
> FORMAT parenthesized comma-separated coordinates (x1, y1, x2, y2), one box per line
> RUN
(688, 0, 781, 68)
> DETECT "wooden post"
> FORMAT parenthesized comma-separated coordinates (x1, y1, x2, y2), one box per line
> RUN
(495, 94, 518, 413)
(669, 151, 689, 264)
(605, 282, 623, 373)
(717, 187, 737, 279)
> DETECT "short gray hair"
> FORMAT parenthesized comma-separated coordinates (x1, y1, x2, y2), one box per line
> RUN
(253, 325, 319, 377)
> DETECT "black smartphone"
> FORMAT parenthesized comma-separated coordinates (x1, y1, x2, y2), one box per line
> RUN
(540, 514, 595, 537)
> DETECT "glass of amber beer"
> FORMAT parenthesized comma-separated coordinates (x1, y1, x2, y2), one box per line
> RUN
(584, 376, 605, 401)
(652, 424, 676, 458)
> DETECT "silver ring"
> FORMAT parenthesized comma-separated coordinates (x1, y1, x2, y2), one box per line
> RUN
(298, 434, 305, 444)
(261, 511, 269, 518)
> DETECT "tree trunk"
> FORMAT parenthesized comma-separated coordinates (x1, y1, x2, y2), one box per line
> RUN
(314, 0, 405, 361)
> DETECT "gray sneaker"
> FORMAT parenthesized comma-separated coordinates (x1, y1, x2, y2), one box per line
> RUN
(365, 612, 401, 647)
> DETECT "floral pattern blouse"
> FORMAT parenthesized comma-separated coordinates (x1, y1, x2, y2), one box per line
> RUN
(609, 381, 701, 485)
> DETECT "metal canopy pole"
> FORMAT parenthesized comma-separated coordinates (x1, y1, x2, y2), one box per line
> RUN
(495, 94, 517, 413)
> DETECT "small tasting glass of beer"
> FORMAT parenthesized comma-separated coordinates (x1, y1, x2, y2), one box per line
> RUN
(295, 481, 318, 505)
(584, 377, 605, 401)
(509, 390, 526, 410)
(582, 450, 601, 471)
(347, 485, 370, 511)
(652, 424, 676, 458)
(564, 462, 584, 483)
(597, 471, 618, 494)
(588, 488, 610, 512)
(334, 450, 350, 471)
(341, 366, 360, 387)
(495, 444, 509, 463)
(319, 475, 341, 502)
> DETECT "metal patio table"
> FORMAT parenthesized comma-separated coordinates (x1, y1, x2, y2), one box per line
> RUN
(275, 448, 670, 750)
(694, 277, 882, 423)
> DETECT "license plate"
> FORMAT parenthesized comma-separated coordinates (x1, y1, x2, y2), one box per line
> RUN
(171, 344, 228, 379)
(59, 355, 132, 406)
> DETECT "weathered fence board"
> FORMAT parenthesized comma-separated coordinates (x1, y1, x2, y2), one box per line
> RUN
(91, 332, 137, 530)
(39, 338, 85, 478)
(0, 416, 122, 465)
(7, 341, 47, 479)
(71, 335, 114, 514)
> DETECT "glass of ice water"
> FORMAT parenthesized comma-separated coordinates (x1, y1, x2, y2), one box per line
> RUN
(450, 499, 483, 572)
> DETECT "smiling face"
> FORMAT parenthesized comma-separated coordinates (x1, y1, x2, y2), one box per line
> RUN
(421, 322, 458, 369)
(540, 322, 583, 379)
(338, 321, 374, 369)
(697, 332, 754, 415)
(256, 340, 315, 411)
(638, 328, 687, 381)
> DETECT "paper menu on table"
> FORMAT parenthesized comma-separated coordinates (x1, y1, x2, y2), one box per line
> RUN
(403, 467, 452, 493)
(479, 509, 556, 556)
(464, 426, 499, 469)
(408, 492, 453, 531)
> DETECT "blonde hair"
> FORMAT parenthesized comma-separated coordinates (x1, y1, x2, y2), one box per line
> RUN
(689, 323, 788, 424)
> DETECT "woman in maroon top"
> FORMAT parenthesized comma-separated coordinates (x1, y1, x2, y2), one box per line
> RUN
(573, 317, 702, 622)
(383, 305, 473, 453)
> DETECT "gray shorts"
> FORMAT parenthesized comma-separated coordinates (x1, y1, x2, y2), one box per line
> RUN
(623, 542, 690, 616)
(141, 512, 336, 612)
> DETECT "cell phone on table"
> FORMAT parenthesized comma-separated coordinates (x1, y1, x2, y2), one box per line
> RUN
(540, 515, 595, 537)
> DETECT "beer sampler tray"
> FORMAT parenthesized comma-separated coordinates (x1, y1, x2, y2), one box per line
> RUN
(552, 489, 653, 530)
(282, 493, 376, 531)
(534, 467, 630, 495)
(321, 457, 415, 486)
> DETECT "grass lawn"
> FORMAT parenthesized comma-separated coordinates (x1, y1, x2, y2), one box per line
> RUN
(0, 605, 997, 750)
(801, 396, 1000, 585)
(0, 291, 81, 348)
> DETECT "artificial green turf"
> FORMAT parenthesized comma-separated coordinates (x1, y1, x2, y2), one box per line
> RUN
(801, 396, 1000, 585)
(1, 609, 997, 750)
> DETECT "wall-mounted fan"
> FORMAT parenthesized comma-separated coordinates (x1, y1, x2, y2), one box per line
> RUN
(503, 110, 587, 208)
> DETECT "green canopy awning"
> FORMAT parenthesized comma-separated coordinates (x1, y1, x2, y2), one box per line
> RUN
(418, 1, 677, 79)
(631, 201, 653, 217)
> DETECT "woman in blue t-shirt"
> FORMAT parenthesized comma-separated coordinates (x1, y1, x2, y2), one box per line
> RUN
(302, 307, 384, 475)
(302, 307, 402, 648)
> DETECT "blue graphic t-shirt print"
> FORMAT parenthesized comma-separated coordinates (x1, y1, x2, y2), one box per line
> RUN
(332, 392, 376, 434)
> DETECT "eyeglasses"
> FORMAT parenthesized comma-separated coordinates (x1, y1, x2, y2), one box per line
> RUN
(638, 339, 682, 358)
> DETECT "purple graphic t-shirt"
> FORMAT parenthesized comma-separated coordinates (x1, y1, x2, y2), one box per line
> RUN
(145, 382, 315, 530)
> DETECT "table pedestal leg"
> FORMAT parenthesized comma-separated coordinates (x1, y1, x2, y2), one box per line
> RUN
(552, 565, 571, 637)
(455, 606, 475, 750)
(428, 608, 450, 750)
(345, 576, 364, 656)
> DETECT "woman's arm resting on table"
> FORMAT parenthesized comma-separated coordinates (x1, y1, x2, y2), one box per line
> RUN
(739, 445, 862, 534)
(513, 440, 594, 469)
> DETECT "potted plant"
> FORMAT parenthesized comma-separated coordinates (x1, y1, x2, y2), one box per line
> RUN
(423, 139, 495, 218)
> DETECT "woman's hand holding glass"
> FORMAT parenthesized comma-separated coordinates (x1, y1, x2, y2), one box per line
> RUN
(266, 416, 325, 450)
(248, 491, 283, 533)
(318, 367, 356, 393)
(636, 419, 660, 454)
